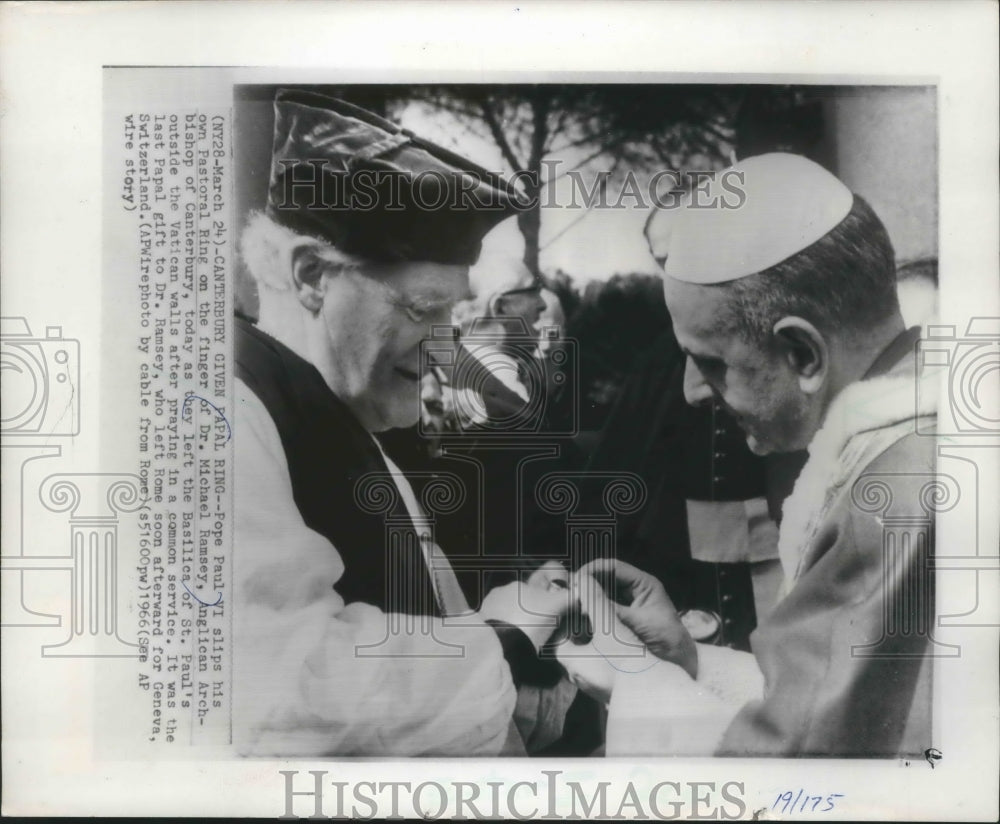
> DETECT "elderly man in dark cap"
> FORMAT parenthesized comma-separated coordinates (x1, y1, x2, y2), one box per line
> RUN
(563, 153, 937, 757)
(233, 90, 572, 756)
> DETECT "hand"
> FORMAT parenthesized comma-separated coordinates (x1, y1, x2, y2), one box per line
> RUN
(525, 560, 570, 591)
(555, 638, 616, 704)
(577, 558, 697, 679)
(477, 580, 571, 653)
(554, 574, 648, 704)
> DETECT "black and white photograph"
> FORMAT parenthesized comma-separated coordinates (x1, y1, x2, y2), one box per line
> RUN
(230, 82, 940, 759)
(1, 2, 997, 820)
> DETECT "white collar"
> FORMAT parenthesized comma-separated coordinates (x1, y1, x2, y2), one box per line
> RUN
(776, 344, 938, 589)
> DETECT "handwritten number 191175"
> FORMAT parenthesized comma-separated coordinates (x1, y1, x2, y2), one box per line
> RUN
(773, 791, 844, 814)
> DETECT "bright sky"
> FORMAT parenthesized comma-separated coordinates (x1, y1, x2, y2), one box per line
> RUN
(398, 102, 662, 292)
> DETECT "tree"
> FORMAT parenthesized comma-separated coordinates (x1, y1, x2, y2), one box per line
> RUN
(322, 84, 825, 277)
(237, 84, 821, 322)
(388, 85, 746, 275)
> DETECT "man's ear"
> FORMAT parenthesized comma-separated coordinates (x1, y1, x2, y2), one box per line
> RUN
(290, 243, 332, 313)
(490, 293, 509, 317)
(772, 316, 828, 394)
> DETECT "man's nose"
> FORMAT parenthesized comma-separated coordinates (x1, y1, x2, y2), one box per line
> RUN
(683, 357, 714, 406)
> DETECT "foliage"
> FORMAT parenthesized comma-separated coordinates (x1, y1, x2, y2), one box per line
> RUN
(390, 84, 743, 275)
(382, 85, 824, 276)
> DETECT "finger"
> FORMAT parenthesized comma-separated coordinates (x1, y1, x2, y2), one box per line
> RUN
(526, 582, 573, 619)
(526, 560, 570, 590)
(576, 557, 613, 583)
(578, 558, 644, 593)
(575, 560, 631, 605)
(614, 602, 641, 636)
(574, 575, 644, 659)
(555, 640, 613, 695)
(573, 573, 617, 637)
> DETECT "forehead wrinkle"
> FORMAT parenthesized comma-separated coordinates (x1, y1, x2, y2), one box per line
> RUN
(411, 280, 468, 307)
(389, 263, 468, 296)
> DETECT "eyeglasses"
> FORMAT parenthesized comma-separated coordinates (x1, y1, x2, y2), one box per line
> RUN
(344, 268, 457, 324)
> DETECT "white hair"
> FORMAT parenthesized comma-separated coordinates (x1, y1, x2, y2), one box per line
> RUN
(239, 211, 365, 293)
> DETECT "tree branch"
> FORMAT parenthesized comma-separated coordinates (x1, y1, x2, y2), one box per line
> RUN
(544, 146, 613, 184)
(544, 106, 571, 154)
(529, 92, 550, 170)
(480, 99, 524, 172)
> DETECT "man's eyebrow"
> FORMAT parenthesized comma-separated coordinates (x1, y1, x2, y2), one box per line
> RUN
(406, 292, 458, 311)
(414, 286, 473, 306)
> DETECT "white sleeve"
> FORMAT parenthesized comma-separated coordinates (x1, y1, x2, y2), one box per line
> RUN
(605, 643, 764, 756)
(232, 380, 517, 757)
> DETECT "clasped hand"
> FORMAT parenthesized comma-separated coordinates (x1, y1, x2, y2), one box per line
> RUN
(476, 559, 697, 704)
(475, 561, 574, 652)
(554, 559, 698, 704)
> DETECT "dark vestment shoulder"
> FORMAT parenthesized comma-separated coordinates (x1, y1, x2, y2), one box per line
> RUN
(235, 317, 439, 616)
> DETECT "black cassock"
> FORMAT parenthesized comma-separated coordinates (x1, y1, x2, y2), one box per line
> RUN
(579, 329, 806, 651)
(236, 316, 439, 617)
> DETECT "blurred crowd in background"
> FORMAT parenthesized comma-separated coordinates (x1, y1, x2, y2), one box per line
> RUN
(402, 258, 937, 448)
